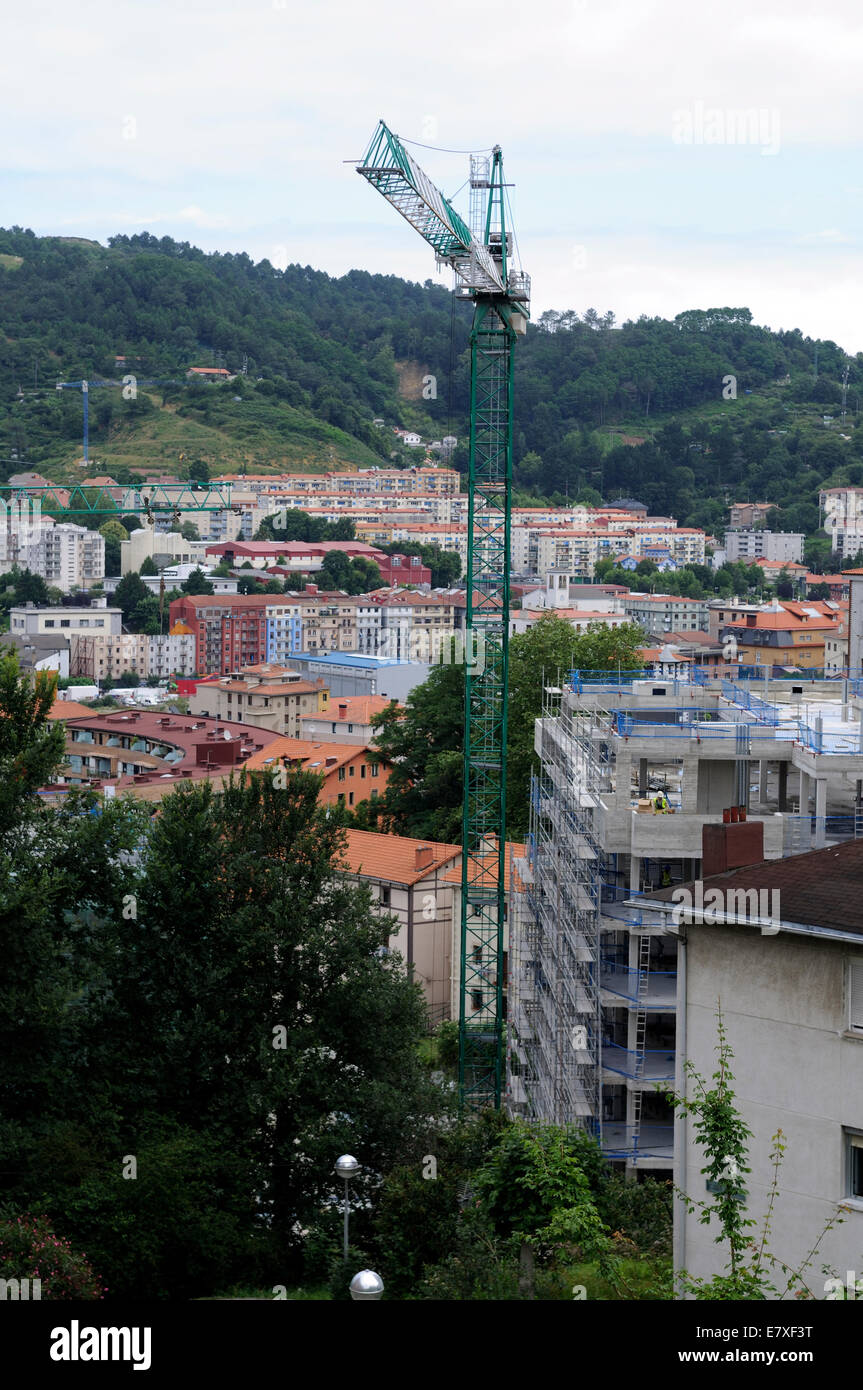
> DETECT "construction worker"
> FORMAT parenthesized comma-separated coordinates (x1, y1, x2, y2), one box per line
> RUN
(660, 863, 672, 887)
(652, 790, 669, 813)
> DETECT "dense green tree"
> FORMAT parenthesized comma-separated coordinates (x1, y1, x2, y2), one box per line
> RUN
(181, 567, 215, 595)
(113, 571, 149, 624)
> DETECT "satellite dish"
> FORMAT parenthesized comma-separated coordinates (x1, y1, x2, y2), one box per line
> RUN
(223, 728, 232, 740)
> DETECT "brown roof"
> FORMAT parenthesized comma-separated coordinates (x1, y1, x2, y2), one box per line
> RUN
(241, 737, 384, 775)
(648, 838, 863, 937)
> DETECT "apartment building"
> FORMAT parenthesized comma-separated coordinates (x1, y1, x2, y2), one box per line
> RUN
(729, 501, 773, 529)
(820, 486, 863, 560)
(71, 631, 150, 682)
(147, 625, 197, 679)
(622, 593, 709, 635)
(724, 528, 805, 564)
(189, 663, 328, 737)
(719, 599, 839, 671)
(0, 515, 104, 590)
(219, 466, 460, 498)
(169, 594, 269, 675)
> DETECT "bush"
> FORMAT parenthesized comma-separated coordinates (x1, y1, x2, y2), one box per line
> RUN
(39, 1127, 266, 1299)
(0, 1211, 103, 1299)
(435, 1020, 459, 1070)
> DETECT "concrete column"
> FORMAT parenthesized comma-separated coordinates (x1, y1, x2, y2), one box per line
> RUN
(629, 854, 641, 891)
(814, 777, 828, 848)
(778, 761, 788, 812)
(758, 760, 768, 806)
(798, 770, 810, 816)
(638, 757, 648, 796)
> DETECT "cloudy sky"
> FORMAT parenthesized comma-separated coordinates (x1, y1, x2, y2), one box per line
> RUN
(4, 0, 862, 351)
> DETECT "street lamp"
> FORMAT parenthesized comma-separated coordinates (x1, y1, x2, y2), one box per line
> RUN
(334, 1154, 360, 1262)
(349, 1270, 384, 1301)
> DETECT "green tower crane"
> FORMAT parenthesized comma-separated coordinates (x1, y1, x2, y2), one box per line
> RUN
(357, 122, 530, 1108)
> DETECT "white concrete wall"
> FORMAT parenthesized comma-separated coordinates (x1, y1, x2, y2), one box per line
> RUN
(678, 924, 863, 1294)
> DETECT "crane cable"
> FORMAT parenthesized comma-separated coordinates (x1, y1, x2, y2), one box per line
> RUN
(398, 136, 491, 156)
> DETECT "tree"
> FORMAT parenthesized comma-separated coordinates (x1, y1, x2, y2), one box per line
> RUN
(0, 648, 64, 831)
(139, 556, 158, 576)
(98, 771, 441, 1269)
(114, 572, 150, 625)
(180, 522, 200, 542)
(181, 567, 215, 596)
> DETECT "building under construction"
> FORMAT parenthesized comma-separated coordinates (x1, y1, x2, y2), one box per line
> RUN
(507, 667, 863, 1176)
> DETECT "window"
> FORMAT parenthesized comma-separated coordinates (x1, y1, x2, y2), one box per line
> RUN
(44, 619, 55, 628)
(331, 722, 337, 733)
(380, 887, 391, 907)
(370, 789, 378, 801)
(846, 1131, 863, 1201)
(60, 619, 70, 628)
(471, 990, 483, 1012)
(337, 793, 345, 805)
(849, 959, 863, 1033)
(348, 723, 353, 732)
(360, 764, 366, 779)
(370, 762, 379, 778)
(348, 792, 354, 806)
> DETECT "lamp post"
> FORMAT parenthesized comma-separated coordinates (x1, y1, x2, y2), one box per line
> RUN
(334, 1154, 360, 1262)
(350, 1270, 384, 1301)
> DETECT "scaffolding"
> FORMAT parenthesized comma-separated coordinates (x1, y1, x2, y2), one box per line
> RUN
(509, 685, 609, 1130)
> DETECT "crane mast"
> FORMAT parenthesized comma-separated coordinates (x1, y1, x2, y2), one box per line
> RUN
(357, 123, 529, 1108)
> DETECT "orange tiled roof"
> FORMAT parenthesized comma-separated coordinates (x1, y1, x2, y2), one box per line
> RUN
(338, 829, 461, 885)
(301, 695, 397, 724)
(48, 697, 93, 719)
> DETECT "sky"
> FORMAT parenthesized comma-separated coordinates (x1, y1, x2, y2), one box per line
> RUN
(3, 0, 862, 352)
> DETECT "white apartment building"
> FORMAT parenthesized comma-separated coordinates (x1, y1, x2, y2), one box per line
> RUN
(0, 510, 104, 591)
(724, 529, 805, 564)
(622, 593, 709, 635)
(821, 486, 863, 560)
(147, 629, 197, 679)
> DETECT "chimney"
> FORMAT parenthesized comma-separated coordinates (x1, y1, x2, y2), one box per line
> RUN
(702, 820, 765, 878)
(415, 845, 434, 869)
